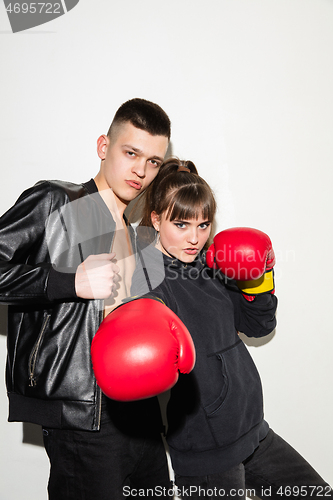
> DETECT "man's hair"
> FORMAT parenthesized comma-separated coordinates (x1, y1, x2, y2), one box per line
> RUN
(107, 98, 171, 140)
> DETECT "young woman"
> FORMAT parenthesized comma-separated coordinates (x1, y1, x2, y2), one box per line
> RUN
(131, 158, 332, 499)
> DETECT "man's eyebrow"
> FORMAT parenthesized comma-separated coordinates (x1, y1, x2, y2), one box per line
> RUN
(123, 144, 142, 153)
(150, 155, 164, 162)
(122, 145, 164, 162)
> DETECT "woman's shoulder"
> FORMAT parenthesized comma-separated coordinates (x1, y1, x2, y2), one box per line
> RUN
(131, 244, 166, 298)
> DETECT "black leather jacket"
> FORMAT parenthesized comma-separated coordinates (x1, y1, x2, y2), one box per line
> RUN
(0, 179, 125, 430)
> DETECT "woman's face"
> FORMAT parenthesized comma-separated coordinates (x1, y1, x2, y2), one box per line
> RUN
(151, 211, 212, 263)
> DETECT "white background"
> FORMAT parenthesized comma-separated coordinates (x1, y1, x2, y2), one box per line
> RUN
(0, 0, 332, 498)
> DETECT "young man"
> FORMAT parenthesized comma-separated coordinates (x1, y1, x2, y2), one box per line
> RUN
(0, 98, 172, 499)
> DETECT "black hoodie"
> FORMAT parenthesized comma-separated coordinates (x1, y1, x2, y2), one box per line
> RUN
(131, 249, 277, 476)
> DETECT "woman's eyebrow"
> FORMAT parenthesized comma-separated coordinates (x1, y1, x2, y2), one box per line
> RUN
(173, 219, 211, 225)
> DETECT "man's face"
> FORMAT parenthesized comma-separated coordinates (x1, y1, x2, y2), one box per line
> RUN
(97, 122, 169, 211)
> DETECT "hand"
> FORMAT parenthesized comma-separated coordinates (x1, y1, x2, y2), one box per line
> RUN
(75, 253, 120, 299)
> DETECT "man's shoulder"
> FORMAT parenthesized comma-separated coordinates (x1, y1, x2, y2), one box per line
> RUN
(39, 179, 91, 201)
(7, 180, 94, 221)
(19, 179, 88, 197)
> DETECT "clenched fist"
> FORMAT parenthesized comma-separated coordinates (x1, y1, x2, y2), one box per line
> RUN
(75, 253, 120, 299)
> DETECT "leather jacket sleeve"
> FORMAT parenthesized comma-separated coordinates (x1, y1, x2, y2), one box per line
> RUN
(0, 181, 76, 304)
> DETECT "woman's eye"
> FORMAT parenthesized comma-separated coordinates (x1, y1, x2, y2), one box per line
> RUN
(174, 222, 186, 229)
(199, 223, 211, 229)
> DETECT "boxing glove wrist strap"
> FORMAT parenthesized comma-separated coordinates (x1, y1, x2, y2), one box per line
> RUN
(237, 269, 275, 296)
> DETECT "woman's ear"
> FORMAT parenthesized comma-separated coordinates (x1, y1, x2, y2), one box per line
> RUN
(151, 211, 160, 231)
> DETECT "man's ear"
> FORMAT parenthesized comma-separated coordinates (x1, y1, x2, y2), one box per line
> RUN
(151, 211, 160, 231)
(97, 135, 109, 160)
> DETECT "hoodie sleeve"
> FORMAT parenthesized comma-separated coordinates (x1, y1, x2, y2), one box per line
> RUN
(225, 279, 278, 338)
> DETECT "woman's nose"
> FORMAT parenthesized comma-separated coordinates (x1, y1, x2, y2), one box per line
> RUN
(187, 230, 198, 245)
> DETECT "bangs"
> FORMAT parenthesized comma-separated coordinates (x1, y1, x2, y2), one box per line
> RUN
(165, 184, 215, 222)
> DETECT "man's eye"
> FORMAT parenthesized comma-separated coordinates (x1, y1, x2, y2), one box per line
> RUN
(150, 159, 160, 167)
(127, 151, 136, 157)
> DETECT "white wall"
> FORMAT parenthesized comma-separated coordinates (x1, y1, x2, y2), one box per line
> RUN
(0, 0, 332, 498)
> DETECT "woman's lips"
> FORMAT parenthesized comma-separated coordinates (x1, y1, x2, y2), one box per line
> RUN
(183, 248, 198, 255)
(126, 180, 142, 190)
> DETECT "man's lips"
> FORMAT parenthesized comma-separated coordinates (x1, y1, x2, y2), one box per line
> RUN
(126, 180, 142, 190)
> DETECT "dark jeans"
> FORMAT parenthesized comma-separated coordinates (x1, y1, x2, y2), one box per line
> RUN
(175, 429, 332, 499)
(43, 399, 172, 499)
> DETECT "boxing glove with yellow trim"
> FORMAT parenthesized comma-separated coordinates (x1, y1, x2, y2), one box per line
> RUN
(206, 227, 275, 302)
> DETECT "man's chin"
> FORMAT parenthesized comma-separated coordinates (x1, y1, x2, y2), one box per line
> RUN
(119, 192, 140, 207)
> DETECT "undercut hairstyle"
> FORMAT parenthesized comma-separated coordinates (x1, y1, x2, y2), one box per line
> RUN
(139, 157, 216, 248)
(107, 98, 171, 140)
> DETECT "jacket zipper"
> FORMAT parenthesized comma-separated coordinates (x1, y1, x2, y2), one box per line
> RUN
(95, 301, 104, 429)
(94, 229, 117, 428)
(28, 314, 50, 387)
(96, 386, 102, 430)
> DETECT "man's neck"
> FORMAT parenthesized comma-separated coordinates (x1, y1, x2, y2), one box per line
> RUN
(94, 174, 127, 220)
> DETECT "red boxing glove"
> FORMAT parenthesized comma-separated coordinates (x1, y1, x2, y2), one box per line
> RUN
(206, 227, 275, 301)
(91, 298, 196, 401)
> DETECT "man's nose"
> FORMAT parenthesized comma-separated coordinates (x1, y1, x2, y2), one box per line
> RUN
(131, 159, 146, 178)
